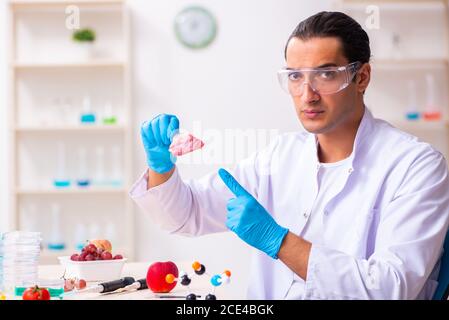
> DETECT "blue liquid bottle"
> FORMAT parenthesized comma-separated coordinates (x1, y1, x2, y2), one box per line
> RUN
(54, 142, 71, 188)
(80, 96, 96, 124)
(74, 224, 88, 251)
(93, 146, 106, 186)
(47, 204, 66, 251)
(109, 145, 123, 187)
(405, 80, 419, 121)
(76, 147, 90, 187)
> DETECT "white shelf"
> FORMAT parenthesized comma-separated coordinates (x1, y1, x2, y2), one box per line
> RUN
(9, 1, 134, 260)
(341, 0, 445, 2)
(340, 0, 446, 11)
(16, 187, 128, 195)
(10, 0, 124, 7)
(13, 61, 126, 69)
(390, 120, 449, 131)
(15, 125, 126, 133)
(371, 58, 449, 70)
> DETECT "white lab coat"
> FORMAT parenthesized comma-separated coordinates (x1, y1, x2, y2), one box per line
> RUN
(130, 107, 449, 299)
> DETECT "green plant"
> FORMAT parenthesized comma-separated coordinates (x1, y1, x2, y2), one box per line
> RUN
(72, 28, 96, 42)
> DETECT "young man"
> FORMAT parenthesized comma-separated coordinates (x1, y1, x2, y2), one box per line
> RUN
(130, 12, 449, 299)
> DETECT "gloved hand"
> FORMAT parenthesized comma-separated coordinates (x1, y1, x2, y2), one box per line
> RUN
(141, 114, 179, 174)
(218, 168, 289, 259)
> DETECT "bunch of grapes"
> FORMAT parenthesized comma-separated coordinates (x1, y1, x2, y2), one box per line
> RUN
(70, 244, 123, 261)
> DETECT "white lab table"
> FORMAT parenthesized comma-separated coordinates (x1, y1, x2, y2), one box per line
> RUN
(37, 261, 236, 300)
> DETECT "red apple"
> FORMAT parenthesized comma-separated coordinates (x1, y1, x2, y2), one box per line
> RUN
(146, 261, 178, 293)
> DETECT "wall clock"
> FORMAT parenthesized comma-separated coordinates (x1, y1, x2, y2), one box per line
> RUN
(174, 6, 217, 49)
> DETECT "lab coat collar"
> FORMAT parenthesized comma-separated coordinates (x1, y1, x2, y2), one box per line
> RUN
(352, 105, 374, 161)
(306, 105, 373, 167)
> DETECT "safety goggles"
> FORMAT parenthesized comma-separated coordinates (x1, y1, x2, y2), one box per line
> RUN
(277, 61, 362, 96)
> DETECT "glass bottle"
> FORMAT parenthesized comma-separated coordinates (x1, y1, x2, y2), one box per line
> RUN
(423, 74, 442, 121)
(53, 142, 71, 188)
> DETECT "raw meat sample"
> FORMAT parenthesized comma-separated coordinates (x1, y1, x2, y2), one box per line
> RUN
(169, 132, 204, 156)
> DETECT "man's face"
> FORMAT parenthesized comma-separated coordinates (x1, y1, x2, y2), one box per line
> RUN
(285, 37, 363, 135)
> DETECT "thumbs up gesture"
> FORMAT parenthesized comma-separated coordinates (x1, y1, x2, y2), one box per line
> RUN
(218, 168, 289, 259)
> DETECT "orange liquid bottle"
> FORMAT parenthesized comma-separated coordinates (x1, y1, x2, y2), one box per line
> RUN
(423, 74, 442, 121)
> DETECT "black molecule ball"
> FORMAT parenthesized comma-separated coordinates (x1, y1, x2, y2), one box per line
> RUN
(194, 264, 206, 275)
(181, 275, 191, 286)
(186, 293, 197, 300)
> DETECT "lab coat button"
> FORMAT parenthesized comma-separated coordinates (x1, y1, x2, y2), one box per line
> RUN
(348, 167, 353, 174)
(303, 211, 309, 218)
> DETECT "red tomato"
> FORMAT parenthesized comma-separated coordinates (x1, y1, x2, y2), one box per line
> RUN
(22, 286, 51, 300)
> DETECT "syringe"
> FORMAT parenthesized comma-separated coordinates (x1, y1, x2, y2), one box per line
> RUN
(101, 278, 148, 295)
(61, 277, 135, 297)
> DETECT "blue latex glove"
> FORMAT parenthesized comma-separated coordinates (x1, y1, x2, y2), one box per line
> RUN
(141, 114, 179, 174)
(218, 168, 289, 259)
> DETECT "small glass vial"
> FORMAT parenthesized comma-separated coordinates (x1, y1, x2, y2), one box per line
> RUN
(102, 102, 117, 125)
(47, 204, 66, 251)
(50, 98, 62, 126)
(110, 145, 123, 187)
(20, 203, 38, 232)
(423, 74, 442, 121)
(53, 142, 71, 188)
(74, 224, 88, 251)
(61, 98, 75, 125)
(76, 147, 90, 187)
(80, 95, 96, 124)
(405, 80, 419, 121)
(93, 146, 106, 186)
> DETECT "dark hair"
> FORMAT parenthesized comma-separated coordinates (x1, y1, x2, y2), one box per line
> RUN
(284, 11, 371, 64)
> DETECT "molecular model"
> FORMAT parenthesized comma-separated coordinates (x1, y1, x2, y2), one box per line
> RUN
(165, 261, 231, 300)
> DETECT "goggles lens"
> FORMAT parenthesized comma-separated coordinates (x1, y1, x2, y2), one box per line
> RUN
(277, 62, 361, 96)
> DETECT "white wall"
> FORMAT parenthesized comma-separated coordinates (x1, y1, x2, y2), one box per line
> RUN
(0, 0, 331, 297)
